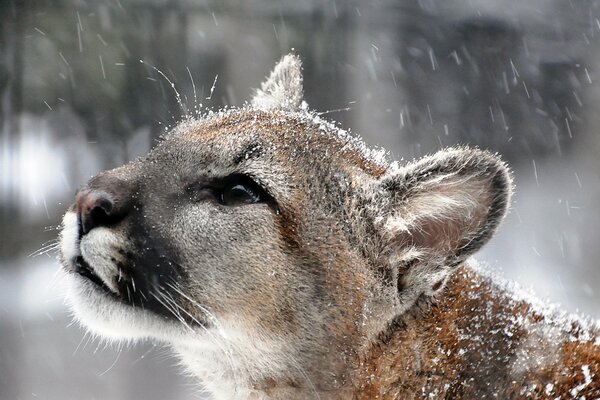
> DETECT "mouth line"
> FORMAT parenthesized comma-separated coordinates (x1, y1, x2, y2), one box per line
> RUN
(74, 256, 120, 299)
(70, 255, 208, 329)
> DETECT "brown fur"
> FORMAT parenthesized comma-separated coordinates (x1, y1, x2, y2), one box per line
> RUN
(356, 267, 600, 399)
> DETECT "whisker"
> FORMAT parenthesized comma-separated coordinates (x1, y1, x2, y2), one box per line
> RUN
(206, 74, 218, 101)
(98, 348, 122, 376)
(160, 280, 242, 389)
(140, 60, 188, 118)
(48, 265, 67, 291)
(82, 331, 97, 353)
(164, 282, 222, 329)
(186, 66, 200, 117)
(29, 241, 60, 258)
(73, 330, 90, 355)
(150, 291, 193, 332)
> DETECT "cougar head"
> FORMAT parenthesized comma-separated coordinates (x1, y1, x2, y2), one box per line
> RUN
(59, 54, 512, 395)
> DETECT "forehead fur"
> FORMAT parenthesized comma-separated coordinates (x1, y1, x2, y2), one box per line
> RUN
(168, 109, 388, 179)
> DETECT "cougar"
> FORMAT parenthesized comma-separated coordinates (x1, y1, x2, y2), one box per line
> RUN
(59, 55, 600, 399)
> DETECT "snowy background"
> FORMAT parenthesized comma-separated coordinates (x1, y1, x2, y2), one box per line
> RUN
(1, 0, 600, 399)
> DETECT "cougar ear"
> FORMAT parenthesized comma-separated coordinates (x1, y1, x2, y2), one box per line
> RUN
(374, 147, 512, 303)
(251, 54, 304, 112)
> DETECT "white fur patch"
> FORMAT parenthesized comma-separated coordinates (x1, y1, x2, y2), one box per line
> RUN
(79, 228, 124, 294)
(65, 275, 193, 342)
(59, 211, 80, 262)
(174, 322, 297, 400)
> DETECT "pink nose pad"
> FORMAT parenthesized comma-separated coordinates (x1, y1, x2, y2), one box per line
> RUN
(75, 190, 114, 234)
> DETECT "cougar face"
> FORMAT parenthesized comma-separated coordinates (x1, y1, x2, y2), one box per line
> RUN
(60, 55, 513, 398)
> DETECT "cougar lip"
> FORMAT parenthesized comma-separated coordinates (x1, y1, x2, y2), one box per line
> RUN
(61, 211, 209, 329)
(73, 255, 119, 299)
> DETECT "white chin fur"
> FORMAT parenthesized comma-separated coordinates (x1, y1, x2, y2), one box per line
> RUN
(59, 211, 195, 344)
(65, 274, 192, 343)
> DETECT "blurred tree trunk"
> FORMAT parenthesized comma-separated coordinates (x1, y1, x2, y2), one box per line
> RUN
(0, 5, 24, 393)
(0, 0, 25, 220)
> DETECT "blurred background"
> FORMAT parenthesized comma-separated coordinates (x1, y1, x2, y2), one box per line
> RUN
(2, 0, 600, 399)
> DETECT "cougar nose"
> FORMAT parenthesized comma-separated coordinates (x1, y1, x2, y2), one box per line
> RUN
(75, 190, 116, 235)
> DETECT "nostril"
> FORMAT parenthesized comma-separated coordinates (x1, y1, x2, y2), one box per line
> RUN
(94, 197, 113, 216)
(76, 190, 116, 235)
(87, 198, 112, 228)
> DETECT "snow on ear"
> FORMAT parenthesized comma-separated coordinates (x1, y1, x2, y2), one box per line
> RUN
(375, 147, 512, 303)
(251, 54, 304, 111)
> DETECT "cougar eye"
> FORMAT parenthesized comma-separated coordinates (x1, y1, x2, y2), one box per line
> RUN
(220, 176, 264, 206)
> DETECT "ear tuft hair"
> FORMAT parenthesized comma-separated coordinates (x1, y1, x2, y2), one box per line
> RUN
(251, 54, 304, 112)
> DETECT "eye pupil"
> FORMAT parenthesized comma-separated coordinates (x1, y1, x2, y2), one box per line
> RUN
(229, 184, 252, 199)
(221, 182, 261, 205)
